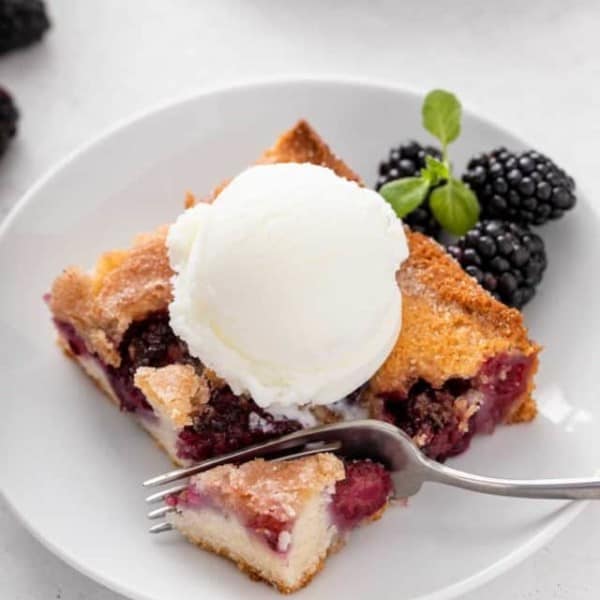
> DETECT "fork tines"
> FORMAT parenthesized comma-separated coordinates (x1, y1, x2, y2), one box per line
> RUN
(143, 432, 343, 488)
(143, 426, 343, 533)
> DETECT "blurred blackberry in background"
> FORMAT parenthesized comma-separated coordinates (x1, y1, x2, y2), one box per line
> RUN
(447, 220, 547, 309)
(463, 148, 576, 226)
(0, 86, 18, 155)
(375, 141, 443, 238)
(0, 0, 50, 54)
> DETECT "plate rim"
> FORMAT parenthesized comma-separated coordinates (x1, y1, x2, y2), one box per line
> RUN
(0, 75, 590, 600)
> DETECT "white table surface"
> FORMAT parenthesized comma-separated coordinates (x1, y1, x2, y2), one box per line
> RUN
(1, 1, 599, 598)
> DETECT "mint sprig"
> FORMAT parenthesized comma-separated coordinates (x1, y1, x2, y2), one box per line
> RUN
(423, 155, 449, 186)
(379, 177, 430, 218)
(379, 89, 479, 236)
(429, 179, 480, 235)
(422, 89, 461, 155)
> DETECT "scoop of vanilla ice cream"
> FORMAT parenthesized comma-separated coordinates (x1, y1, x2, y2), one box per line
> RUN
(167, 163, 408, 415)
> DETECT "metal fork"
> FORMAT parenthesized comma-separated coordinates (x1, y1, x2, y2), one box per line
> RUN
(143, 419, 600, 533)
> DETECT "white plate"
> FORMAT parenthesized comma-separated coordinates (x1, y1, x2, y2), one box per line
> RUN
(1, 78, 598, 600)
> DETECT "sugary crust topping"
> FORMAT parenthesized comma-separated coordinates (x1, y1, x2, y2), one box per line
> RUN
(50, 266, 121, 365)
(258, 119, 361, 183)
(134, 364, 209, 428)
(49, 227, 173, 366)
(370, 230, 541, 394)
(192, 453, 345, 523)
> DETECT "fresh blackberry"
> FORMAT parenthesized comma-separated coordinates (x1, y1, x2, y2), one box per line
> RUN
(463, 148, 576, 225)
(0, 0, 49, 53)
(447, 220, 547, 309)
(375, 141, 443, 238)
(0, 87, 18, 155)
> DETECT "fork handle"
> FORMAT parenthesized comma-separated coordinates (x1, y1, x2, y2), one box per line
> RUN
(425, 461, 600, 500)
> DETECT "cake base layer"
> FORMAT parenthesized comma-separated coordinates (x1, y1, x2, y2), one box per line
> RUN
(169, 495, 339, 593)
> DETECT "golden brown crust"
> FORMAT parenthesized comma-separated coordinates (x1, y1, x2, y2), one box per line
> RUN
(510, 397, 537, 423)
(370, 230, 540, 397)
(193, 454, 345, 524)
(258, 120, 361, 183)
(49, 227, 173, 366)
(134, 364, 209, 428)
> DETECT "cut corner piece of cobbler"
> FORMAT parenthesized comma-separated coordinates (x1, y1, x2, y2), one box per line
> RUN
(165, 453, 392, 593)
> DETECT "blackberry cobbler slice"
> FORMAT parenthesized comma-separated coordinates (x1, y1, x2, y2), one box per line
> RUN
(48, 120, 539, 592)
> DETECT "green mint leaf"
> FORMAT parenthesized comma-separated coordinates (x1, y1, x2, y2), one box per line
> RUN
(379, 177, 430, 219)
(429, 178, 480, 235)
(422, 89, 462, 149)
(422, 155, 450, 186)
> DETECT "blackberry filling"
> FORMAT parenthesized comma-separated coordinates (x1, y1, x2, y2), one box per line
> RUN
(374, 353, 534, 461)
(472, 353, 533, 433)
(109, 312, 200, 413)
(331, 460, 392, 529)
(56, 313, 532, 464)
(114, 316, 302, 460)
(177, 386, 301, 462)
(54, 313, 198, 413)
(378, 379, 473, 460)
